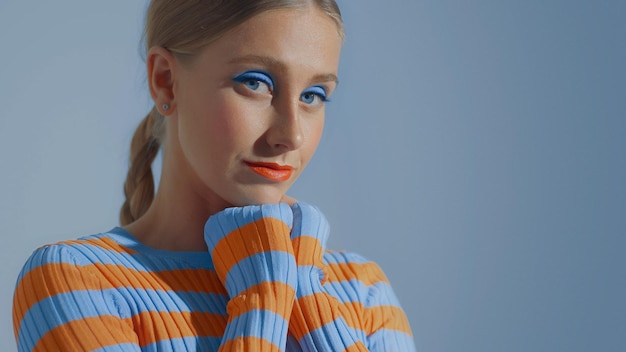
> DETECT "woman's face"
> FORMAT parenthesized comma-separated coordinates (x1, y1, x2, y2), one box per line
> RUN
(167, 7, 342, 207)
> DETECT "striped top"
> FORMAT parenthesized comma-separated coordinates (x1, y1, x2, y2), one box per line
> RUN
(13, 203, 415, 351)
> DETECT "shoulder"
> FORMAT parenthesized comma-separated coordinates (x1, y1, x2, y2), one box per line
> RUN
(14, 231, 139, 316)
(13, 234, 119, 315)
(20, 237, 93, 273)
(25, 233, 124, 262)
(322, 250, 403, 307)
(323, 251, 416, 349)
(13, 234, 137, 348)
(15, 231, 135, 289)
(323, 250, 391, 285)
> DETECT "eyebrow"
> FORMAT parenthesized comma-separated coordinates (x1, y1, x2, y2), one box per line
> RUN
(228, 54, 339, 85)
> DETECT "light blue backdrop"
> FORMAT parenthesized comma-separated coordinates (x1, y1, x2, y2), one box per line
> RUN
(1, 1, 624, 351)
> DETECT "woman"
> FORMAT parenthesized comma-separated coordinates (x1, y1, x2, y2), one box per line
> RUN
(13, 1, 415, 351)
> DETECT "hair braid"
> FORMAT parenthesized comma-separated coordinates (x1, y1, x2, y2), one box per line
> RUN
(120, 108, 163, 225)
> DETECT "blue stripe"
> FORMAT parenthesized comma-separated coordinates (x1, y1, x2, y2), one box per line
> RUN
(102, 229, 214, 268)
(293, 269, 402, 308)
(204, 203, 293, 249)
(90, 336, 223, 352)
(113, 288, 228, 317)
(295, 265, 326, 294)
(91, 343, 141, 352)
(291, 202, 329, 239)
(324, 280, 402, 308)
(323, 278, 366, 302)
(17, 289, 228, 348)
(224, 251, 296, 297)
(323, 251, 371, 265)
(222, 309, 288, 348)
(17, 289, 110, 350)
(368, 328, 417, 352)
(16, 245, 66, 283)
(139, 336, 222, 352)
(286, 334, 300, 350)
(75, 235, 214, 270)
(297, 317, 367, 351)
(17, 240, 214, 283)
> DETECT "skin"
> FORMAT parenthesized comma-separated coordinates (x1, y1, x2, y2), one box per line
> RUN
(125, 7, 342, 251)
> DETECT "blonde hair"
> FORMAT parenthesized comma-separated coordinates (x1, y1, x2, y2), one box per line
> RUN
(120, 0, 344, 225)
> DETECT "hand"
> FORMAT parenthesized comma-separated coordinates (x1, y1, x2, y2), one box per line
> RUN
(204, 203, 298, 301)
(204, 203, 299, 350)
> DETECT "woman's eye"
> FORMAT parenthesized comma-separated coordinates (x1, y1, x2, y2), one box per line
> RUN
(244, 79, 261, 90)
(300, 86, 328, 105)
(232, 71, 274, 94)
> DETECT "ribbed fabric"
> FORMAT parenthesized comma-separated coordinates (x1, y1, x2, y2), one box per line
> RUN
(13, 203, 416, 351)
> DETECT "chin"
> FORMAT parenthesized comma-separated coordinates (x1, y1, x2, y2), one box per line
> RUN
(227, 185, 287, 206)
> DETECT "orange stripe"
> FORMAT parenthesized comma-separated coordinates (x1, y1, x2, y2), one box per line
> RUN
(291, 236, 324, 265)
(290, 294, 413, 337)
(91, 263, 224, 294)
(14, 262, 97, 327)
(28, 312, 228, 351)
(290, 294, 370, 351)
(325, 261, 390, 286)
(333, 301, 364, 330)
(33, 316, 138, 352)
(129, 311, 227, 347)
(219, 336, 282, 352)
(14, 262, 225, 322)
(226, 281, 296, 320)
(30, 311, 228, 350)
(335, 300, 413, 336)
(363, 304, 413, 336)
(12, 300, 21, 341)
(211, 217, 293, 280)
(289, 293, 340, 340)
(61, 236, 137, 255)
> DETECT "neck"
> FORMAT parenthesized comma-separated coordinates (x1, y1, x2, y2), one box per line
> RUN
(123, 142, 231, 252)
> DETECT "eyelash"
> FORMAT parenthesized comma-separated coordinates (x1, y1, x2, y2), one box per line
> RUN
(301, 86, 329, 105)
(232, 70, 275, 92)
(232, 70, 330, 105)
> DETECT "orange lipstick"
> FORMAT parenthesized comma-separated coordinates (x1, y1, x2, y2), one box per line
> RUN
(245, 161, 294, 182)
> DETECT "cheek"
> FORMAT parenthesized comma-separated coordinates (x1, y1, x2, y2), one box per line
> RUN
(208, 98, 261, 152)
(303, 117, 325, 160)
(177, 96, 242, 169)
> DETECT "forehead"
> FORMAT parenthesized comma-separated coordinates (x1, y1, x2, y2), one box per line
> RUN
(191, 7, 342, 76)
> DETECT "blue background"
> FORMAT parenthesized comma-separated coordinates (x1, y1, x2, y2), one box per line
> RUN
(1, 1, 624, 351)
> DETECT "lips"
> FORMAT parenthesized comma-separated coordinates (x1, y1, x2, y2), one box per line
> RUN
(244, 161, 294, 182)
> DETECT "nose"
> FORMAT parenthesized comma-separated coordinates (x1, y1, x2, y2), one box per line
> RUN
(266, 99, 304, 151)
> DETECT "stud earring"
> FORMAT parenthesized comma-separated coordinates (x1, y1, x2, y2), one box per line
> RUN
(162, 103, 170, 111)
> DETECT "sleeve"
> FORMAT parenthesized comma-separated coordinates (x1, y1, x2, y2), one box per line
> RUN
(322, 250, 417, 352)
(360, 259, 416, 352)
(288, 202, 370, 351)
(204, 203, 298, 352)
(12, 244, 140, 352)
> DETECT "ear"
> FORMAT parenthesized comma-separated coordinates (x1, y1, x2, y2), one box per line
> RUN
(147, 46, 178, 116)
